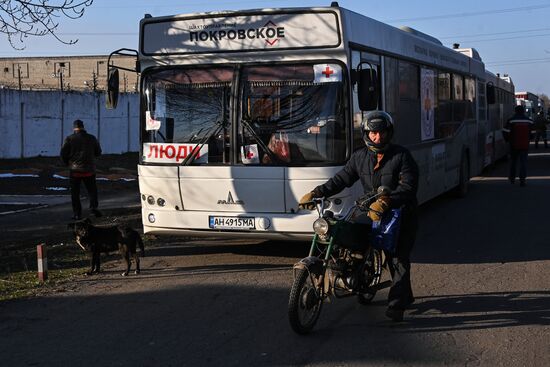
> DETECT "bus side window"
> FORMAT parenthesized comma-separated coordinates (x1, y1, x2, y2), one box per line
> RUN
(436, 72, 452, 138)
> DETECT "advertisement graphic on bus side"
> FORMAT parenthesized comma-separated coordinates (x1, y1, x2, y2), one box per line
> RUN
(421, 68, 435, 141)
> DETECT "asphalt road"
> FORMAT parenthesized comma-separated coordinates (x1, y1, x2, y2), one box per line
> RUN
(1, 147, 549, 367)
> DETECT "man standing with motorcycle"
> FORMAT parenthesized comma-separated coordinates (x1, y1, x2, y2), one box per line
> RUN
(299, 111, 419, 322)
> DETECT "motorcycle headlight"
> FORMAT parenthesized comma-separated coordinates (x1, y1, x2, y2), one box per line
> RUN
(313, 218, 329, 236)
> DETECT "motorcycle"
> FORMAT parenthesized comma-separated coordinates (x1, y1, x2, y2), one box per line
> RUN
(288, 187, 398, 335)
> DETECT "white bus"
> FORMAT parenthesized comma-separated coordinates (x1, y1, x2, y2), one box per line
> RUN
(107, 3, 514, 240)
(515, 91, 542, 120)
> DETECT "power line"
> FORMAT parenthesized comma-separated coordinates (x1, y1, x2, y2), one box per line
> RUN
(489, 61, 550, 66)
(57, 32, 135, 35)
(487, 57, 550, 64)
(47, 28, 550, 40)
(50, 28, 550, 43)
(440, 27, 550, 39)
(457, 32, 550, 44)
(486, 57, 550, 66)
(386, 3, 550, 23)
(90, 0, 286, 9)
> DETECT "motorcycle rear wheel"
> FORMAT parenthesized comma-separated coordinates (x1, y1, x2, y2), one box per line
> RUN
(288, 268, 323, 335)
(357, 248, 383, 305)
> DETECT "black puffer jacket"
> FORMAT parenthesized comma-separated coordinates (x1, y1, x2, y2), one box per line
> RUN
(314, 144, 419, 247)
(315, 144, 419, 207)
(60, 130, 102, 173)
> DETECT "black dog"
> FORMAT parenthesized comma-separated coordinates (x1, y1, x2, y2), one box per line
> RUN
(117, 226, 145, 276)
(69, 219, 144, 276)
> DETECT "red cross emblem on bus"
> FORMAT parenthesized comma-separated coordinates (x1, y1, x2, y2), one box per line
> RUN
(322, 66, 334, 78)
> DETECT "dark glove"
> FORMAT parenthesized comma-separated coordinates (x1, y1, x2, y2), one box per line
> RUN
(298, 189, 321, 210)
(367, 197, 391, 221)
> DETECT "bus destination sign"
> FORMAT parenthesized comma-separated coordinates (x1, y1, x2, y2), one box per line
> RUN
(142, 11, 340, 55)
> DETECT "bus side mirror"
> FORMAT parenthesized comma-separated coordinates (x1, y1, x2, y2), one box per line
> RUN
(106, 68, 119, 109)
(486, 83, 495, 105)
(357, 67, 379, 111)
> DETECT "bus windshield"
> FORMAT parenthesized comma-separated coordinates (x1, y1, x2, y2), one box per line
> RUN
(141, 63, 346, 165)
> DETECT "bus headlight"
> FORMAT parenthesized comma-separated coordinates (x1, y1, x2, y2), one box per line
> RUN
(313, 218, 329, 236)
(157, 198, 165, 207)
(147, 213, 156, 223)
(147, 195, 155, 205)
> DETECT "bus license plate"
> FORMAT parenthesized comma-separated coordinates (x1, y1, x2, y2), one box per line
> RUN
(209, 216, 255, 230)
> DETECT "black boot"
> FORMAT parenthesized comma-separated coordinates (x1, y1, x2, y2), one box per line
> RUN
(385, 307, 404, 322)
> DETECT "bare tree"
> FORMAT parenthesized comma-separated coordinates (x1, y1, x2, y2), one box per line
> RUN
(0, 0, 93, 49)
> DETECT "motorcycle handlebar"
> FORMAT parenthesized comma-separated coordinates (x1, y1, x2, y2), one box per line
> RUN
(298, 186, 391, 215)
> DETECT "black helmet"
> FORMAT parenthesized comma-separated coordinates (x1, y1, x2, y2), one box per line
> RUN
(361, 111, 394, 152)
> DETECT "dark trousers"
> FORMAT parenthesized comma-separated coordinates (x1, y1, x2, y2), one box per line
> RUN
(509, 149, 528, 181)
(70, 174, 98, 216)
(535, 130, 548, 148)
(387, 216, 417, 310)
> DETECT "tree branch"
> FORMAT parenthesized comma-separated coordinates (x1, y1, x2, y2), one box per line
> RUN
(0, 0, 93, 49)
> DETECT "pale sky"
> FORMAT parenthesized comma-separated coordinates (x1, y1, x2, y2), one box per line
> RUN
(2, 0, 550, 94)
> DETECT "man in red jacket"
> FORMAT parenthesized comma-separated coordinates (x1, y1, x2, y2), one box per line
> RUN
(503, 105, 534, 187)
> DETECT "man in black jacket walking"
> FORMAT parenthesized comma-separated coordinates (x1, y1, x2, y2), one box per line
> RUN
(60, 120, 102, 220)
(299, 111, 419, 322)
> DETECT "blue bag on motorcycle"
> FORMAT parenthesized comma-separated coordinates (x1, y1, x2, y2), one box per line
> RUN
(370, 208, 402, 253)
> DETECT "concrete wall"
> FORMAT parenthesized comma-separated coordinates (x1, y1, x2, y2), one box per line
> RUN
(0, 89, 139, 158)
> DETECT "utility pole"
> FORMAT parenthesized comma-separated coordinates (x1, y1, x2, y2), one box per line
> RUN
(92, 70, 97, 92)
(17, 65, 22, 91)
(59, 68, 64, 92)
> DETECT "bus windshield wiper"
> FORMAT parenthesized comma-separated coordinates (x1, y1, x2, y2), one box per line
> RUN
(240, 118, 282, 165)
(181, 119, 226, 166)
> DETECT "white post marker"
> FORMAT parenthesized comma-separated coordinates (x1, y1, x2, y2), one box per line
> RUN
(37, 243, 48, 282)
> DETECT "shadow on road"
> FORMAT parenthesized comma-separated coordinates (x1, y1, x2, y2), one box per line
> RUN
(415, 155, 550, 265)
(76, 263, 291, 281)
(406, 290, 550, 332)
(0, 282, 469, 367)
(145, 239, 310, 259)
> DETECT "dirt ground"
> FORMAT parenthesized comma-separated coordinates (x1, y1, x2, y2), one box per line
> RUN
(0, 152, 139, 196)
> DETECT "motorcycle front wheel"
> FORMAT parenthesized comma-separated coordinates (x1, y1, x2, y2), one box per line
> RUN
(357, 248, 383, 305)
(288, 268, 323, 335)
